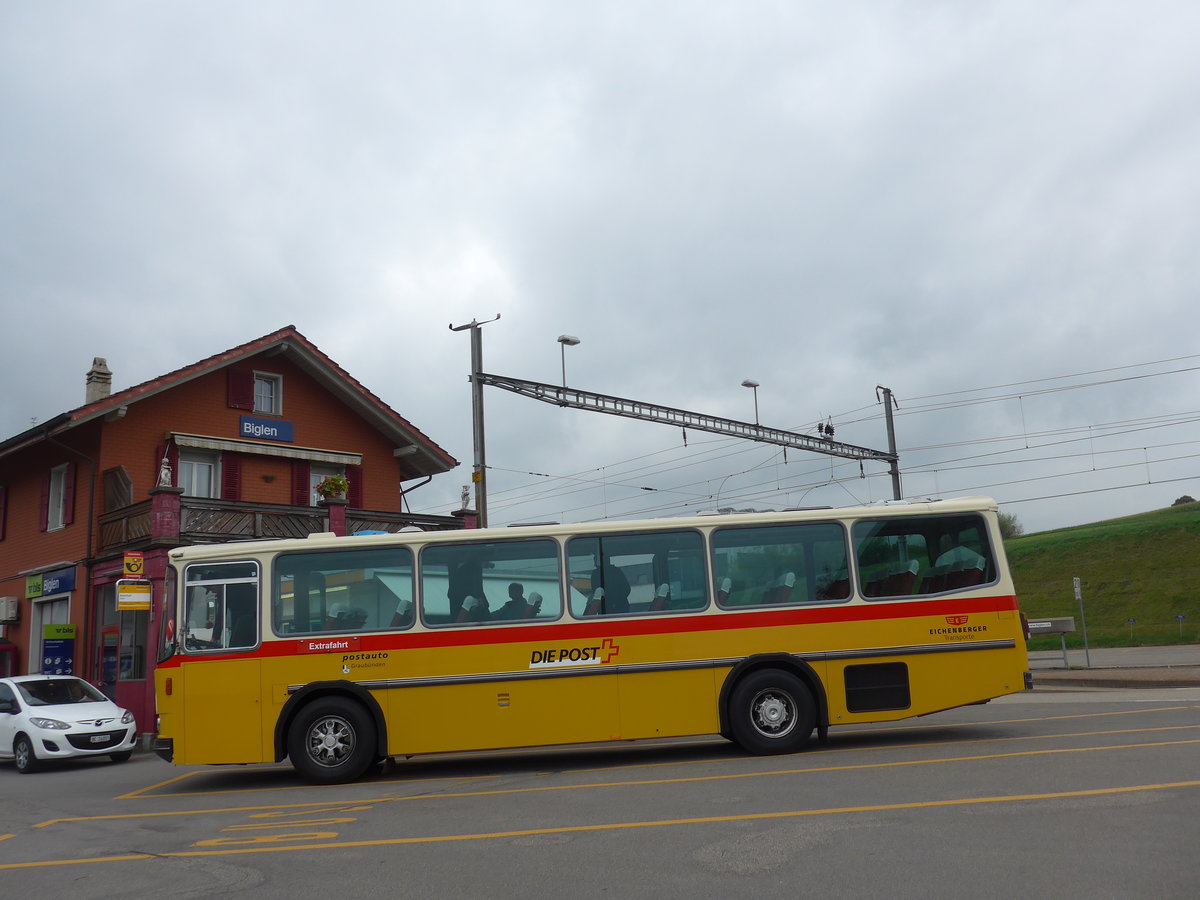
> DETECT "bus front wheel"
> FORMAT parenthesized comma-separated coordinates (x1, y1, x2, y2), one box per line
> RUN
(287, 697, 377, 784)
(728, 669, 815, 755)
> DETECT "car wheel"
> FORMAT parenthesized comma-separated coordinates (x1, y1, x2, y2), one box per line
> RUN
(110, 750, 133, 763)
(728, 669, 816, 755)
(286, 697, 376, 784)
(14, 734, 40, 774)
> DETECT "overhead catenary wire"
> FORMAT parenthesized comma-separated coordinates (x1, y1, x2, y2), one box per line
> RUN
(410, 353, 1200, 524)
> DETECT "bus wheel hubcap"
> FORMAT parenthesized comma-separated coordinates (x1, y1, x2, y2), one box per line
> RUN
(753, 692, 793, 735)
(309, 717, 353, 766)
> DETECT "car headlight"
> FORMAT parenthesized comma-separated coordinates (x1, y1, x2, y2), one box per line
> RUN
(121, 710, 135, 725)
(30, 717, 71, 730)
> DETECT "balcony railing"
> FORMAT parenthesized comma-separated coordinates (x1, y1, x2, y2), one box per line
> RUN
(98, 497, 463, 552)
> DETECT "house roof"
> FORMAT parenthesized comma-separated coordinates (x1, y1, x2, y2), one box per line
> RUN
(0, 326, 458, 478)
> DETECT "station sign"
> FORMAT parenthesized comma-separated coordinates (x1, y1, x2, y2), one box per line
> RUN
(117, 578, 153, 611)
(123, 552, 144, 576)
(239, 415, 295, 443)
(26, 566, 77, 599)
(42, 624, 76, 675)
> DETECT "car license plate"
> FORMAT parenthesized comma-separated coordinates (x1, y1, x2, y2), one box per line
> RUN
(89, 735, 107, 743)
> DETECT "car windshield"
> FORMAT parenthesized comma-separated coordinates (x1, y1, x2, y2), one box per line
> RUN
(16, 679, 107, 706)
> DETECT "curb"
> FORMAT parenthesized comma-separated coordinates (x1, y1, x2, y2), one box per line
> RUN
(1031, 666, 1200, 690)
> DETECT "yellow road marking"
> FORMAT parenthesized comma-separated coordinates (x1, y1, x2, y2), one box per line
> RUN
(30, 735, 1200, 828)
(119, 707, 1200, 800)
(120, 768, 498, 800)
(5, 779, 1200, 870)
(566, 720, 1200, 776)
(113, 705, 1198, 801)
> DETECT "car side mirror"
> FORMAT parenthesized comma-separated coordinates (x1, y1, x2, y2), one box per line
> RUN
(0, 698, 15, 714)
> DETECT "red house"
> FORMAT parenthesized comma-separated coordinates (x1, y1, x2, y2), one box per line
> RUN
(0, 325, 464, 735)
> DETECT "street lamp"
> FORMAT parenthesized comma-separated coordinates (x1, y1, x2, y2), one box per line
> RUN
(740, 379, 760, 424)
(558, 335, 581, 386)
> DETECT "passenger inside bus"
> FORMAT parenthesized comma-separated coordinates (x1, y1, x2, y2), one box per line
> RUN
(492, 583, 543, 620)
(587, 558, 631, 615)
(455, 595, 490, 623)
(448, 555, 488, 620)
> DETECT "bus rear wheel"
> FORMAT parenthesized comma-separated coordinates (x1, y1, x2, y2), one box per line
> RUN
(728, 669, 815, 755)
(287, 697, 376, 784)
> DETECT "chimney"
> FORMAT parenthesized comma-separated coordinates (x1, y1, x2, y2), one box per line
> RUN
(86, 357, 112, 404)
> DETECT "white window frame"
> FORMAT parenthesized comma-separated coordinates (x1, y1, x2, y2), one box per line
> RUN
(179, 451, 221, 499)
(309, 464, 346, 506)
(47, 464, 68, 531)
(253, 372, 283, 415)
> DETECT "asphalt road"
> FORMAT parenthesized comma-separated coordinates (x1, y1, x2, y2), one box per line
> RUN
(3, 685, 1199, 899)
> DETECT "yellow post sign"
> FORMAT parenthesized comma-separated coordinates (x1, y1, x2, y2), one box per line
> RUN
(117, 578, 152, 611)
(123, 552, 145, 576)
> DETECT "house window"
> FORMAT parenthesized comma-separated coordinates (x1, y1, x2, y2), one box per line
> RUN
(102, 467, 133, 512)
(179, 452, 220, 498)
(46, 464, 69, 531)
(309, 464, 345, 506)
(254, 373, 282, 415)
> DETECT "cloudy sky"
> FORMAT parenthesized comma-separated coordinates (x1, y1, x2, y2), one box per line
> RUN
(3, 1, 1199, 534)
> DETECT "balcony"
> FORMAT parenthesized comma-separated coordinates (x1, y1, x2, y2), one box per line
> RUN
(97, 496, 464, 553)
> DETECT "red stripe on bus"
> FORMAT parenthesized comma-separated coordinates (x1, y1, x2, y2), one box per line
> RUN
(156, 594, 1019, 667)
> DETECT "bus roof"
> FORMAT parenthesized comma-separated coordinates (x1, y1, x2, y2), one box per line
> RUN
(165, 496, 1000, 563)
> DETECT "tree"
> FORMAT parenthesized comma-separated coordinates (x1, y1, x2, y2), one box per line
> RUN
(1172, 495, 1195, 506)
(998, 511, 1024, 540)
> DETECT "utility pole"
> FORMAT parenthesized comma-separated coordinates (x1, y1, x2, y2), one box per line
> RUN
(877, 385, 903, 501)
(450, 315, 501, 527)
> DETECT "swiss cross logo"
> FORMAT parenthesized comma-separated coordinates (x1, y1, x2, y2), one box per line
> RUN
(945, 615, 969, 626)
(600, 637, 621, 664)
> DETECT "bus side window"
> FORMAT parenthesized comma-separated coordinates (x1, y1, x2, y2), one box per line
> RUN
(853, 514, 994, 599)
(712, 522, 848, 608)
(421, 538, 562, 627)
(184, 562, 260, 650)
(568, 530, 706, 617)
(274, 548, 412, 635)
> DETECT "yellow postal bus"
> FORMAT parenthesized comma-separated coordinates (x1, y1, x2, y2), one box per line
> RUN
(153, 496, 1030, 782)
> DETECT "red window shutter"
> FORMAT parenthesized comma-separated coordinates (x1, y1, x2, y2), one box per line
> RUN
(291, 461, 311, 506)
(40, 472, 50, 532)
(227, 368, 254, 410)
(0, 485, 7, 541)
(62, 462, 76, 526)
(221, 454, 242, 501)
(348, 467, 363, 508)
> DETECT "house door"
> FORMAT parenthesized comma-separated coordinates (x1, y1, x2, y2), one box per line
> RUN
(30, 596, 71, 674)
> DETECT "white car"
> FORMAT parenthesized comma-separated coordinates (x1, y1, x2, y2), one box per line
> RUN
(0, 675, 138, 774)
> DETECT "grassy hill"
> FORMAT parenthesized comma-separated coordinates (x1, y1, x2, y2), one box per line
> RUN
(1006, 501, 1200, 648)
